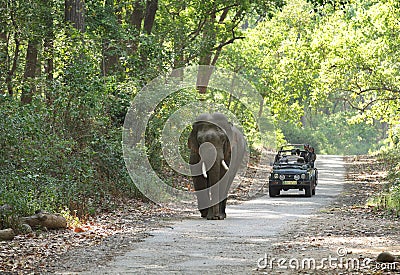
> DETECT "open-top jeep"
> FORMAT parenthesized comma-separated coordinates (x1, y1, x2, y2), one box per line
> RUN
(268, 144, 318, 197)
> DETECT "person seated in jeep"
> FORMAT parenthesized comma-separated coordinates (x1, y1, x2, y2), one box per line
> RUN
(297, 156, 305, 164)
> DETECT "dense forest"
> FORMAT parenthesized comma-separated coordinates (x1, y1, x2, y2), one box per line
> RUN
(1, 0, 399, 220)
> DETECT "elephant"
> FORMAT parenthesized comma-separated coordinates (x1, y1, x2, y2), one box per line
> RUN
(188, 112, 246, 220)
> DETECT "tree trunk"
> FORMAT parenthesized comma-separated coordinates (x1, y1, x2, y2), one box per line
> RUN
(130, 0, 145, 31)
(102, 0, 120, 76)
(44, 0, 54, 82)
(0, 32, 7, 94)
(143, 0, 158, 34)
(258, 97, 265, 119)
(102, 41, 119, 76)
(21, 40, 39, 104)
(196, 65, 214, 95)
(44, 39, 54, 82)
(6, 36, 20, 96)
(128, 0, 145, 55)
(196, 10, 216, 94)
(44, 36, 54, 104)
(300, 114, 307, 128)
(65, 0, 85, 32)
(139, 0, 158, 69)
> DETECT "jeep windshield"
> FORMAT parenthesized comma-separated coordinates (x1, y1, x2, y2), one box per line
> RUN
(273, 144, 311, 169)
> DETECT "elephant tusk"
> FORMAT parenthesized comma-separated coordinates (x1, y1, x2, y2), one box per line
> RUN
(202, 162, 208, 178)
(222, 160, 229, 170)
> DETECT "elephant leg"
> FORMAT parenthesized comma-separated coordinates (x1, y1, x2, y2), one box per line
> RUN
(192, 175, 209, 218)
(206, 170, 223, 220)
(219, 198, 227, 219)
(190, 152, 210, 218)
(200, 209, 208, 218)
(207, 204, 220, 220)
(217, 166, 230, 220)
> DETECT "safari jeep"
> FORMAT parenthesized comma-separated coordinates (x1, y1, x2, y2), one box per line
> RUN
(268, 144, 317, 197)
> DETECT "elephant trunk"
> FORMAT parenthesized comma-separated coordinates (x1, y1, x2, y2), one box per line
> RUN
(207, 156, 222, 219)
(208, 157, 222, 190)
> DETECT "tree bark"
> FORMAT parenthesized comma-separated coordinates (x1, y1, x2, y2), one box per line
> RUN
(128, 0, 145, 55)
(44, 1, 54, 80)
(6, 36, 20, 96)
(143, 0, 158, 34)
(65, 0, 85, 32)
(138, 0, 158, 69)
(0, 32, 7, 94)
(21, 39, 39, 104)
(102, 41, 119, 76)
(197, 12, 216, 94)
(102, 0, 118, 76)
(130, 0, 145, 31)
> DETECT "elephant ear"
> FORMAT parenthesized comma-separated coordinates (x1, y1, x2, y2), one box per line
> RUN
(223, 138, 231, 163)
(226, 126, 245, 161)
(188, 122, 200, 152)
(224, 127, 232, 163)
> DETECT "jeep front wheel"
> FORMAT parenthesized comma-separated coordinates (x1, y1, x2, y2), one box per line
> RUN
(305, 186, 312, 197)
(269, 186, 280, 197)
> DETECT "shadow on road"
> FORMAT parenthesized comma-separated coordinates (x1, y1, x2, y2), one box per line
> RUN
(92, 155, 345, 274)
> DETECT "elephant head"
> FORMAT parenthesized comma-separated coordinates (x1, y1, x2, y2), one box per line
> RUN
(188, 112, 245, 220)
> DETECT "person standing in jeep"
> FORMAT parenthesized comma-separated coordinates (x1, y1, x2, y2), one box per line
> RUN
(300, 144, 310, 160)
(308, 147, 316, 168)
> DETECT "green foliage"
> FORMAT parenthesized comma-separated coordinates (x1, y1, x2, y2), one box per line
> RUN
(145, 89, 197, 172)
(0, 92, 137, 220)
(2, 0, 400, 219)
(368, 147, 400, 215)
(220, 0, 398, 155)
(280, 111, 385, 154)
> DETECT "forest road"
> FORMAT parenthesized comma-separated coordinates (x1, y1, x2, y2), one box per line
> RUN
(90, 155, 345, 274)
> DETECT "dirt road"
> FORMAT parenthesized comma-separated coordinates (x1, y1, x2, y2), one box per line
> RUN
(84, 155, 345, 274)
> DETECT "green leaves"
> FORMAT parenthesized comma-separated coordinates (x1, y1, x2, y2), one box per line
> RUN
(219, 0, 399, 154)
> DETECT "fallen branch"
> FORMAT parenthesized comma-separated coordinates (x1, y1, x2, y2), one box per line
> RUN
(0, 228, 15, 241)
(20, 212, 67, 229)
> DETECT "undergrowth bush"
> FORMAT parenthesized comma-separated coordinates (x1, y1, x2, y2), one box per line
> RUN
(368, 147, 400, 216)
(0, 95, 138, 226)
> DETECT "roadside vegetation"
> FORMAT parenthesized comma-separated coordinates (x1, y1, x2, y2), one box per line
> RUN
(1, 0, 399, 224)
(369, 144, 400, 216)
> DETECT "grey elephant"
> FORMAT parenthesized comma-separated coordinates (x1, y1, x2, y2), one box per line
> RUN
(188, 112, 246, 220)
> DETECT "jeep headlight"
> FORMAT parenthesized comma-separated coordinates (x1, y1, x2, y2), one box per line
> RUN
(274, 173, 279, 179)
(301, 173, 306, 179)
(294, 174, 300, 180)
(279, 174, 285, 181)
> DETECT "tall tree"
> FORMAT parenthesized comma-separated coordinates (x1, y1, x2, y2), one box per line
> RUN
(20, 39, 39, 104)
(101, 0, 120, 76)
(0, 32, 7, 95)
(157, 0, 284, 94)
(43, 0, 54, 82)
(65, 0, 85, 32)
(143, 0, 158, 34)
(2, 0, 21, 97)
(44, 1, 54, 105)
(20, 0, 55, 104)
(0, 1, 8, 95)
